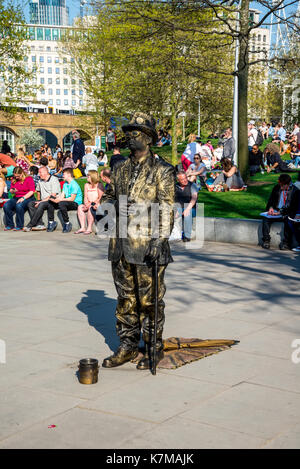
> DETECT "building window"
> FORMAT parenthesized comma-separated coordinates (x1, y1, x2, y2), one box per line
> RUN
(40, 78, 44, 84)
(31, 56, 36, 62)
(79, 80, 82, 85)
(48, 89, 53, 95)
(39, 56, 44, 63)
(48, 67, 52, 74)
(79, 100, 83, 106)
(56, 78, 60, 84)
(63, 79, 68, 85)
(47, 46, 51, 52)
(48, 78, 52, 84)
(37, 28, 43, 40)
(55, 68, 60, 74)
(72, 89, 75, 95)
(45, 29, 51, 41)
(64, 99, 68, 105)
(41, 88, 45, 95)
(64, 89, 68, 95)
(47, 57, 52, 63)
(79, 90, 83, 96)
(72, 100, 76, 106)
(25, 78, 29, 83)
(71, 58, 75, 63)
(63, 68, 67, 74)
(63, 58, 67, 63)
(263, 35, 266, 42)
(71, 79, 76, 85)
(55, 57, 59, 63)
(40, 67, 44, 73)
(24, 56, 28, 62)
(56, 99, 61, 105)
(56, 89, 60, 95)
(48, 99, 53, 105)
(258, 34, 261, 41)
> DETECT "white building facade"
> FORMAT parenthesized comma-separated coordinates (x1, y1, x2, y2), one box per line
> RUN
(23, 23, 87, 115)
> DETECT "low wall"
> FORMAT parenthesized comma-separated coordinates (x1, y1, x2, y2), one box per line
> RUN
(0, 205, 293, 247)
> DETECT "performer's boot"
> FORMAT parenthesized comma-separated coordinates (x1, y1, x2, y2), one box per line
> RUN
(102, 345, 138, 368)
(136, 341, 164, 370)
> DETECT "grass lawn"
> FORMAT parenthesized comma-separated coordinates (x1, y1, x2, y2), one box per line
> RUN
(76, 141, 299, 220)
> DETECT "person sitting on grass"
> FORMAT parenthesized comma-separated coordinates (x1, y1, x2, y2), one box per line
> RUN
(249, 144, 265, 176)
(23, 166, 62, 232)
(50, 168, 83, 233)
(261, 173, 299, 250)
(82, 147, 99, 176)
(98, 150, 108, 167)
(212, 157, 244, 190)
(186, 153, 206, 190)
(75, 170, 104, 235)
(264, 143, 296, 173)
(3, 167, 35, 231)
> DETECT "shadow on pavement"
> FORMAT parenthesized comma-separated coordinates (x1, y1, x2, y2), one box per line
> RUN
(76, 289, 119, 353)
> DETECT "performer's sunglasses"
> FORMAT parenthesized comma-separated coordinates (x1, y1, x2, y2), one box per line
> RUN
(125, 130, 142, 137)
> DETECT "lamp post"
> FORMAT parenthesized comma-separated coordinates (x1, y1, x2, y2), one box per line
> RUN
(195, 96, 201, 138)
(232, 0, 242, 167)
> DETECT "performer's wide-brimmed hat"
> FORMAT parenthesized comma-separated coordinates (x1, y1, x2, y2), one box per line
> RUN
(122, 112, 158, 144)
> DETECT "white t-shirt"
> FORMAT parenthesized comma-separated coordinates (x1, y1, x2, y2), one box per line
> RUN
(182, 142, 202, 163)
(248, 128, 258, 147)
(82, 153, 99, 172)
(214, 147, 223, 161)
(199, 145, 212, 159)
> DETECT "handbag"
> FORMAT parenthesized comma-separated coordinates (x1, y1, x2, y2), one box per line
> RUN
(73, 168, 83, 179)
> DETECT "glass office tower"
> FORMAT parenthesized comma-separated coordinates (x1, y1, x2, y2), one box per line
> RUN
(29, 0, 69, 26)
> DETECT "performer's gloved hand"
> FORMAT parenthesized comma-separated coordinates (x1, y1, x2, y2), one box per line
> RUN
(144, 239, 163, 265)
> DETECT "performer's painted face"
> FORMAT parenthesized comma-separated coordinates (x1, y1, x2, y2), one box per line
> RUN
(125, 130, 151, 154)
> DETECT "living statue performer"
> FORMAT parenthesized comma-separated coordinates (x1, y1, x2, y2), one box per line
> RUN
(101, 112, 176, 370)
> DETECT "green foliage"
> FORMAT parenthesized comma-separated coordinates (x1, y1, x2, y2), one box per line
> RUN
(19, 128, 43, 149)
(0, 0, 36, 108)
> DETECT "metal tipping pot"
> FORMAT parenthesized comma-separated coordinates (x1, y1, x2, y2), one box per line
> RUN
(78, 358, 99, 385)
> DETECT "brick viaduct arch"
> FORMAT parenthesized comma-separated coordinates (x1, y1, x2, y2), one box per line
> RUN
(0, 111, 99, 150)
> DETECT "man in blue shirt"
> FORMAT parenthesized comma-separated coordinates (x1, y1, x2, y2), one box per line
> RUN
(52, 168, 83, 233)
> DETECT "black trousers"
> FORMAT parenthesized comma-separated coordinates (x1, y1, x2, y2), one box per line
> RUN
(58, 201, 78, 223)
(27, 200, 59, 227)
(262, 216, 292, 245)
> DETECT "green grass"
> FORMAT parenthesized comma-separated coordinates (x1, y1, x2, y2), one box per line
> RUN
(77, 142, 299, 220)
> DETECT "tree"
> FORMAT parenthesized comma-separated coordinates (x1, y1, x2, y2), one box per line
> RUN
(0, 0, 36, 109)
(19, 128, 43, 152)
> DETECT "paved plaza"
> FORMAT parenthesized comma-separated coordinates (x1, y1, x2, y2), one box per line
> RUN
(0, 232, 300, 449)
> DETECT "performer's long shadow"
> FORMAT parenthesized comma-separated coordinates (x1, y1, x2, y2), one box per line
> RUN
(76, 289, 119, 353)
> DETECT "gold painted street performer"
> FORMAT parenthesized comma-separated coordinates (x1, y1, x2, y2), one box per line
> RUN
(101, 113, 176, 370)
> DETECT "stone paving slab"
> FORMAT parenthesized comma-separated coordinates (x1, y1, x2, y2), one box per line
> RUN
(0, 232, 299, 449)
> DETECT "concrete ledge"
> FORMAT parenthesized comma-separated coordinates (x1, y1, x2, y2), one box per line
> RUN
(0, 206, 295, 247)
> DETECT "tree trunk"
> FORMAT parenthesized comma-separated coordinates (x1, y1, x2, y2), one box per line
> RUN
(237, 0, 249, 180)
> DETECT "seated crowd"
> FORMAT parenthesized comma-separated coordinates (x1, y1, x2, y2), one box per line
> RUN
(0, 142, 111, 234)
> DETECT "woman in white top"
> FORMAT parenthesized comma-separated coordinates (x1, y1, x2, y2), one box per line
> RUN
(0, 173, 8, 199)
(181, 134, 202, 171)
(98, 150, 108, 166)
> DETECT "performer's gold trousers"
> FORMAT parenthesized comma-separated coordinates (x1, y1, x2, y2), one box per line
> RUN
(112, 256, 167, 350)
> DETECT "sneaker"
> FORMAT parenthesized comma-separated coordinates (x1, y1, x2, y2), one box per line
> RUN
(23, 226, 32, 232)
(47, 221, 57, 232)
(62, 222, 72, 233)
(292, 246, 300, 252)
(13, 227, 22, 231)
(4, 226, 14, 231)
(31, 225, 46, 231)
(262, 241, 270, 249)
